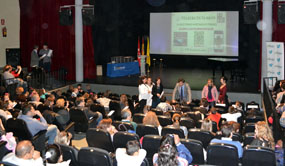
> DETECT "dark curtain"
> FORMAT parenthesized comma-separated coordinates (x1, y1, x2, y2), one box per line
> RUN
(19, 0, 96, 80)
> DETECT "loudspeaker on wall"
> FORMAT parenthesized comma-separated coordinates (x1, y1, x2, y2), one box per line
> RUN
(82, 8, 95, 25)
(59, 9, 73, 26)
(243, 3, 260, 24)
(6, 48, 20, 67)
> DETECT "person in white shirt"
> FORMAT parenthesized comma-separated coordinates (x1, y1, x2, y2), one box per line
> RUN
(3, 140, 44, 166)
(156, 96, 172, 112)
(146, 77, 154, 107)
(221, 106, 242, 123)
(138, 76, 149, 112)
(116, 140, 146, 166)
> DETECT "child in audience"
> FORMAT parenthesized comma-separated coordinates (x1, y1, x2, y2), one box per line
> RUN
(168, 113, 188, 138)
(97, 118, 118, 141)
(115, 140, 146, 166)
(45, 144, 71, 166)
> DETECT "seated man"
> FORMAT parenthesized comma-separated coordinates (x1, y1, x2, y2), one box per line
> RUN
(3, 140, 44, 166)
(172, 78, 192, 105)
(210, 124, 243, 158)
(75, 97, 102, 124)
(3, 65, 27, 92)
(156, 96, 172, 112)
(121, 109, 137, 131)
(18, 104, 58, 145)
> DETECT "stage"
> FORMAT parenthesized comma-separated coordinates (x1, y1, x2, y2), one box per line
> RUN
(85, 65, 260, 94)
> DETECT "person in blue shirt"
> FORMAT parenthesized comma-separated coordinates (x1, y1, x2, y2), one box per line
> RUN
(210, 124, 243, 158)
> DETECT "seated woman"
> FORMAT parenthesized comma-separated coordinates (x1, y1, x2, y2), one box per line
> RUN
(201, 119, 216, 136)
(45, 144, 71, 166)
(116, 140, 146, 166)
(167, 113, 188, 138)
(97, 118, 118, 141)
(153, 134, 192, 166)
(250, 121, 275, 149)
(143, 111, 162, 135)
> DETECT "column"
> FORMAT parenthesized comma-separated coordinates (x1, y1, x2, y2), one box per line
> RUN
(75, 0, 84, 82)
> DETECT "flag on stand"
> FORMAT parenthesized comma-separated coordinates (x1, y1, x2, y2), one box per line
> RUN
(141, 36, 145, 55)
(137, 36, 141, 66)
(146, 36, 151, 66)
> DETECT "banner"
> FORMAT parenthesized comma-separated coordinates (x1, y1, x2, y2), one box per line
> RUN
(146, 36, 151, 66)
(266, 42, 284, 80)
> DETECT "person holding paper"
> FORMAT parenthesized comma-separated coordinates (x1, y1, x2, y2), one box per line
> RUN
(39, 43, 53, 72)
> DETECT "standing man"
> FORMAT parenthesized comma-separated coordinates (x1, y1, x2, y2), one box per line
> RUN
(30, 45, 39, 67)
(172, 78, 192, 105)
(39, 43, 53, 72)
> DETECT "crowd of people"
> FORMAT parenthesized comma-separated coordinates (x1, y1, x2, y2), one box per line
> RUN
(0, 72, 281, 165)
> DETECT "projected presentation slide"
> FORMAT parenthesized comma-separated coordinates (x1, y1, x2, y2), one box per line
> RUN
(150, 12, 239, 56)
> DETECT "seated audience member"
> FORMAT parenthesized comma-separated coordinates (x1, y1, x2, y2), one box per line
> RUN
(120, 94, 129, 110)
(167, 113, 188, 137)
(251, 121, 275, 149)
(207, 107, 221, 130)
(45, 144, 71, 166)
(234, 101, 243, 112)
(227, 121, 240, 134)
(121, 109, 137, 131)
(96, 90, 112, 110)
(199, 98, 209, 114)
(156, 96, 172, 112)
(221, 106, 242, 123)
(55, 131, 72, 146)
(97, 118, 118, 141)
(210, 124, 243, 158)
(3, 100, 18, 118)
(245, 108, 259, 119)
(276, 83, 285, 104)
(172, 78, 192, 105)
(85, 84, 93, 94)
(201, 119, 216, 136)
(74, 97, 102, 124)
(3, 65, 27, 91)
(143, 111, 162, 135)
(153, 134, 192, 166)
(3, 140, 44, 166)
(116, 140, 146, 166)
(77, 84, 85, 96)
(66, 85, 74, 97)
(71, 88, 79, 98)
(29, 93, 43, 108)
(53, 98, 70, 127)
(18, 104, 58, 144)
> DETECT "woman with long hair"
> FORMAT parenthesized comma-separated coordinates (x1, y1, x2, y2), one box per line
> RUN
(152, 77, 164, 108)
(251, 121, 275, 149)
(218, 76, 228, 104)
(201, 79, 218, 107)
(143, 111, 162, 135)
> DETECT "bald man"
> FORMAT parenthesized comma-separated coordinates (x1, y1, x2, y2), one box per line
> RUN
(3, 140, 44, 166)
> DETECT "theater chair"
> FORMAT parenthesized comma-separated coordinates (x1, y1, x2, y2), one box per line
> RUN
(180, 139, 204, 164)
(188, 128, 214, 149)
(243, 123, 256, 134)
(136, 124, 159, 138)
(180, 117, 195, 129)
(133, 113, 145, 123)
(6, 118, 47, 152)
(86, 128, 114, 153)
(69, 108, 95, 133)
(168, 110, 181, 117)
(243, 132, 255, 147)
(59, 144, 79, 166)
(246, 101, 260, 111)
(161, 126, 185, 138)
(185, 112, 202, 124)
(157, 115, 172, 127)
(78, 147, 113, 166)
(180, 105, 191, 112)
(151, 109, 163, 115)
(113, 131, 140, 149)
(207, 142, 239, 166)
(242, 146, 276, 166)
(112, 121, 134, 131)
(0, 141, 11, 161)
(141, 158, 150, 166)
(245, 116, 264, 124)
(142, 135, 162, 166)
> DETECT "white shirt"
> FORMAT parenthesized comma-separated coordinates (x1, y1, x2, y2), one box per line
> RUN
(221, 112, 242, 122)
(156, 102, 172, 112)
(96, 97, 111, 108)
(138, 84, 149, 101)
(46, 160, 71, 166)
(116, 148, 146, 166)
(3, 153, 44, 166)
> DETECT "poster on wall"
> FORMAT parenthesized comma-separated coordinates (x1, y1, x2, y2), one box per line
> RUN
(266, 42, 284, 80)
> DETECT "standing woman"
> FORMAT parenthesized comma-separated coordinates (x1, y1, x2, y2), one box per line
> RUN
(218, 76, 228, 105)
(146, 77, 154, 109)
(138, 76, 149, 112)
(201, 79, 218, 107)
(152, 77, 164, 108)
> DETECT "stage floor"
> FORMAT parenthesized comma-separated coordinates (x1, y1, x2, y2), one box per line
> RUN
(85, 66, 260, 93)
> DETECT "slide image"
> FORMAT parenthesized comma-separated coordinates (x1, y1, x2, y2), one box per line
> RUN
(213, 30, 224, 53)
(173, 32, 187, 46)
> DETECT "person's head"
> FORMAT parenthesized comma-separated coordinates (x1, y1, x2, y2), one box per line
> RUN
(172, 113, 181, 124)
(15, 140, 35, 160)
(160, 96, 167, 102)
(3, 65, 12, 72)
(97, 118, 116, 135)
(86, 84, 91, 90)
(200, 98, 209, 108)
(73, 88, 79, 94)
(16, 87, 24, 95)
(156, 77, 161, 85)
(177, 78, 185, 87)
(3, 100, 13, 110)
(228, 106, 236, 114)
(77, 84, 82, 90)
(68, 85, 74, 90)
(281, 83, 285, 91)
(121, 109, 132, 121)
(75, 97, 85, 106)
(44, 96, 55, 107)
(55, 131, 72, 146)
(147, 77, 152, 85)
(56, 98, 65, 107)
(235, 101, 241, 107)
(220, 124, 233, 138)
(120, 94, 127, 103)
(103, 90, 111, 98)
(227, 121, 240, 133)
(220, 76, 227, 85)
(139, 76, 147, 85)
(207, 79, 213, 86)
(157, 134, 178, 166)
(143, 111, 160, 127)
(31, 94, 40, 102)
(43, 43, 48, 49)
(210, 107, 217, 114)
(45, 144, 63, 163)
(201, 119, 213, 132)
(34, 45, 39, 50)
(126, 140, 140, 156)
(22, 104, 36, 117)
(255, 121, 274, 146)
